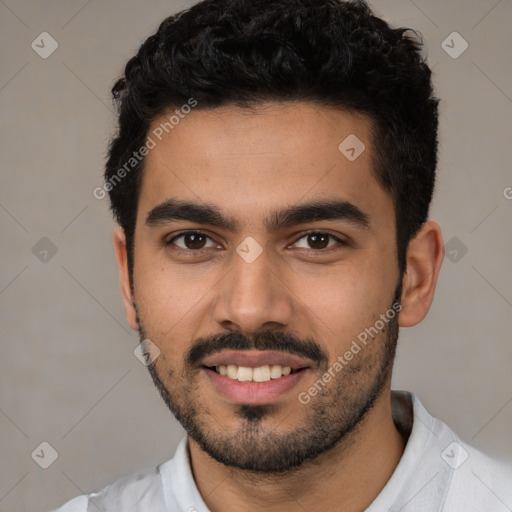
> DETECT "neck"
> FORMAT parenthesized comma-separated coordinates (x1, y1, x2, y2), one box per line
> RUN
(188, 388, 407, 512)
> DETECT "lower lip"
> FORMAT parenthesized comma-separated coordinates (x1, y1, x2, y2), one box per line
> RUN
(203, 367, 309, 404)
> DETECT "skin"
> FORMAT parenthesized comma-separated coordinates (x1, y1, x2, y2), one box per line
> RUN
(113, 101, 444, 512)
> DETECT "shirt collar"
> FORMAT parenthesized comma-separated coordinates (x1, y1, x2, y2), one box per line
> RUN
(158, 390, 450, 512)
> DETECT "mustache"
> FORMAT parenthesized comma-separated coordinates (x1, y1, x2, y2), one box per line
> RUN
(186, 330, 329, 369)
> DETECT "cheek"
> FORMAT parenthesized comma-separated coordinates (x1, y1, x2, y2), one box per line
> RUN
(133, 257, 214, 341)
(300, 262, 394, 353)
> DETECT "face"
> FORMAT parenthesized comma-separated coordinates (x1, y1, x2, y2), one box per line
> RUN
(123, 102, 404, 472)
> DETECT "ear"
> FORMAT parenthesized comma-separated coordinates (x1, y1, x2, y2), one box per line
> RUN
(113, 226, 139, 331)
(398, 220, 444, 327)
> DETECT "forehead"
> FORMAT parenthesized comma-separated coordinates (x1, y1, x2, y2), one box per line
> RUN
(137, 102, 393, 232)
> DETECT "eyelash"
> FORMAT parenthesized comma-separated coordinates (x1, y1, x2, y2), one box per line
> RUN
(165, 230, 348, 255)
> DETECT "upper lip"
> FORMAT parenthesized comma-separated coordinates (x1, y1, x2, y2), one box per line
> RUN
(202, 350, 312, 371)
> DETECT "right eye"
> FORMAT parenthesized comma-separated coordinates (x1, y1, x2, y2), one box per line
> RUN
(166, 230, 221, 252)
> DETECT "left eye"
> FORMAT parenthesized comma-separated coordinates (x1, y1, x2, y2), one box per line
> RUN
(166, 231, 345, 252)
(293, 232, 345, 251)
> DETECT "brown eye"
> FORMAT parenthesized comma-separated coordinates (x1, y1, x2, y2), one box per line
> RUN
(306, 233, 330, 249)
(293, 232, 346, 251)
(183, 233, 207, 249)
(167, 231, 216, 251)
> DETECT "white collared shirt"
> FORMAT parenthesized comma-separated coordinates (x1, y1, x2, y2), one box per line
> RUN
(52, 390, 512, 511)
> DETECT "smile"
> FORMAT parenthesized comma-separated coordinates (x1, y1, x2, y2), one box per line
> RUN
(210, 364, 302, 382)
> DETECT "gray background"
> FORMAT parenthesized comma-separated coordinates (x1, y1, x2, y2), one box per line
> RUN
(1, 0, 511, 510)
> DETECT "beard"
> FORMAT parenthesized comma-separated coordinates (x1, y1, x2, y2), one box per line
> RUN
(135, 284, 401, 474)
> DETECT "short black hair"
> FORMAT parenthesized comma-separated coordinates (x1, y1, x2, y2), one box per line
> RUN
(105, 0, 439, 283)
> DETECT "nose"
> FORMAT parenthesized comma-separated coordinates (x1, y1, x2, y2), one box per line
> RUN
(212, 242, 294, 335)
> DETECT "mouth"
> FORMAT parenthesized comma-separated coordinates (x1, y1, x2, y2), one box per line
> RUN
(204, 364, 307, 382)
(201, 350, 312, 404)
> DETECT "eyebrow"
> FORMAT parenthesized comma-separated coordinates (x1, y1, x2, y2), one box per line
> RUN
(145, 198, 371, 232)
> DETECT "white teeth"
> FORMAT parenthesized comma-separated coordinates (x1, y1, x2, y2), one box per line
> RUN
(270, 365, 283, 379)
(227, 364, 238, 379)
(237, 366, 253, 382)
(253, 365, 270, 382)
(215, 364, 294, 381)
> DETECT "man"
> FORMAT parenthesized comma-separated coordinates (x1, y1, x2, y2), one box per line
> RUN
(54, 0, 512, 510)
